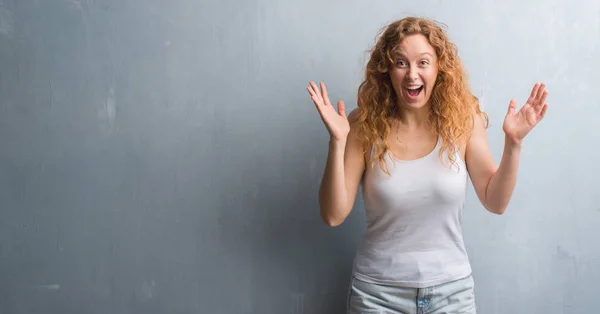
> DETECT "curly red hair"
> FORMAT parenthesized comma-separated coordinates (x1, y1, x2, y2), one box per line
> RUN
(353, 17, 488, 174)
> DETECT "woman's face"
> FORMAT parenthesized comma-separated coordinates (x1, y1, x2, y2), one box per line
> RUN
(389, 34, 439, 110)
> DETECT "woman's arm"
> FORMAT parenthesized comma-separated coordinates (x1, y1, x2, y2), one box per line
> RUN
(319, 109, 365, 226)
(466, 82, 549, 215)
(307, 81, 365, 227)
(466, 116, 521, 214)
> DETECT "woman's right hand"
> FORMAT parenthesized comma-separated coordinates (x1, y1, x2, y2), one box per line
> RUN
(307, 81, 350, 142)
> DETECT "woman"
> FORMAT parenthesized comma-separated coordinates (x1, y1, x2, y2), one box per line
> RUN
(306, 17, 548, 313)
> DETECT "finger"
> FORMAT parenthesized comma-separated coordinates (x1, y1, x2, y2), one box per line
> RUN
(309, 81, 322, 100)
(306, 86, 316, 98)
(536, 89, 549, 113)
(507, 99, 517, 116)
(307, 88, 321, 106)
(309, 82, 325, 107)
(307, 85, 320, 103)
(307, 83, 326, 114)
(337, 100, 346, 117)
(529, 82, 541, 100)
(320, 82, 332, 107)
(536, 83, 547, 101)
(307, 92, 324, 115)
(539, 103, 548, 118)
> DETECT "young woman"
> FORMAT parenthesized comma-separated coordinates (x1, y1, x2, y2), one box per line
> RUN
(307, 17, 548, 313)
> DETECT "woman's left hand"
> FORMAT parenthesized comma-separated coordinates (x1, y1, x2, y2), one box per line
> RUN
(502, 82, 549, 146)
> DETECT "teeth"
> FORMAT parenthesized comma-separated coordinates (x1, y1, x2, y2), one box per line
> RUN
(406, 86, 422, 90)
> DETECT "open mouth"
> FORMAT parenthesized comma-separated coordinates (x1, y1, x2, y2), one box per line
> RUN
(406, 85, 423, 98)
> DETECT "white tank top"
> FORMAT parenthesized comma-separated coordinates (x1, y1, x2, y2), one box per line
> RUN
(352, 138, 472, 288)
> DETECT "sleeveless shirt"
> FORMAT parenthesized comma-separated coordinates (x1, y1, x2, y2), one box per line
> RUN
(351, 138, 472, 288)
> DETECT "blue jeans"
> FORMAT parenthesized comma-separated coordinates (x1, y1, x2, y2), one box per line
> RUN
(346, 274, 476, 314)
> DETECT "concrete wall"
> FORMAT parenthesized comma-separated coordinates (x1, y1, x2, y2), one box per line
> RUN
(1, 0, 598, 313)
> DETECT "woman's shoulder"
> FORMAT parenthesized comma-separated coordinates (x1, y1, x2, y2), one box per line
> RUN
(347, 107, 362, 122)
(346, 108, 373, 156)
(347, 108, 364, 135)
